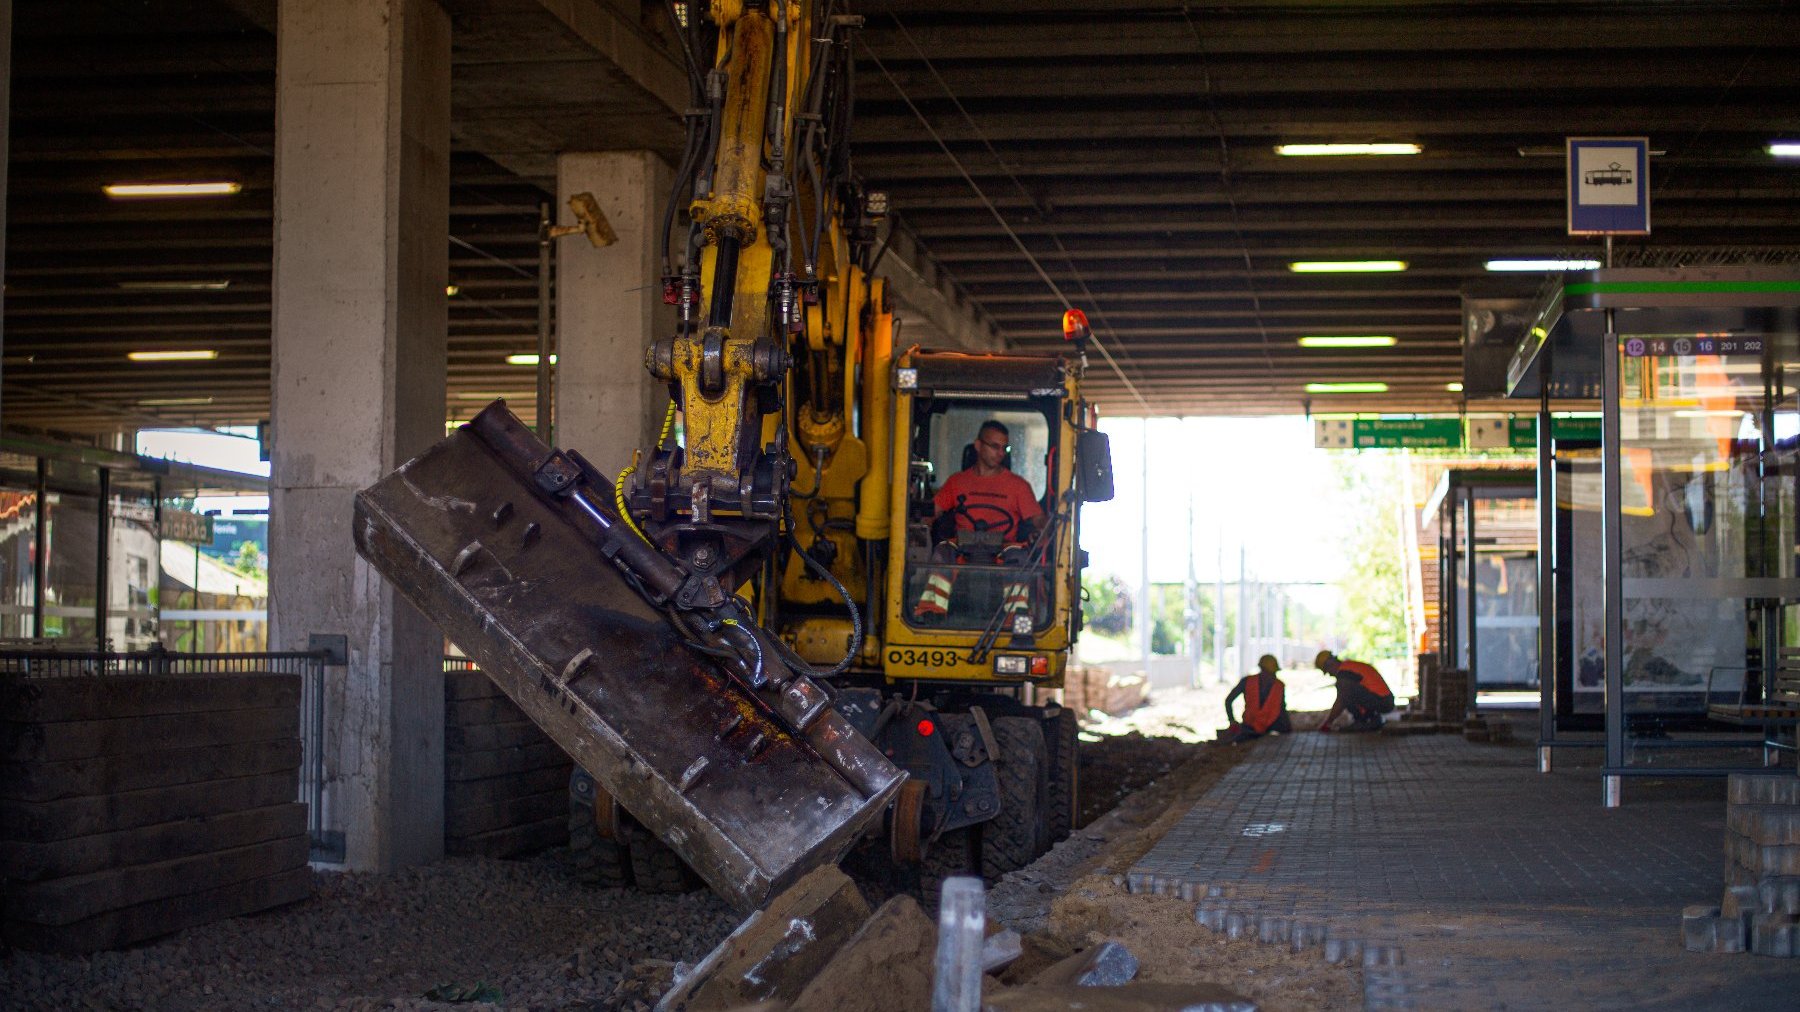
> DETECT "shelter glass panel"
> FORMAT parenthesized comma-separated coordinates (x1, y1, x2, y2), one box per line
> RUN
(1615, 338, 1800, 712)
(41, 492, 99, 643)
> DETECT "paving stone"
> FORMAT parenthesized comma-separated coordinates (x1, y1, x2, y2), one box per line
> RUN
(981, 929, 1022, 974)
(1758, 877, 1800, 916)
(1750, 912, 1800, 957)
(1730, 774, 1800, 807)
(1726, 834, 1800, 876)
(1195, 902, 1226, 931)
(1073, 941, 1139, 987)
(1722, 883, 1761, 923)
(1682, 905, 1723, 952)
(1728, 804, 1800, 846)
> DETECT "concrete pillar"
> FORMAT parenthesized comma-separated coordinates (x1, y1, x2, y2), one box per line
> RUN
(269, 0, 450, 871)
(553, 151, 673, 471)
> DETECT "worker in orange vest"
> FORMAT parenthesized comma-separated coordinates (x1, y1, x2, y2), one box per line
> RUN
(1315, 650, 1395, 733)
(1223, 654, 1291, 743)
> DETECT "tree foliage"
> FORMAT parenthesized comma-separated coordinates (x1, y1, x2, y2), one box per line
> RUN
(1333, 454, 1410, 660)
(1081, 573, 1133, 636)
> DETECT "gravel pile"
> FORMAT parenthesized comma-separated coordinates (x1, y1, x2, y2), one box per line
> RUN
(0, 853, 737, 1011)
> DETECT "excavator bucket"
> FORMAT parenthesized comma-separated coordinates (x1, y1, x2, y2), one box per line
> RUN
(352, 404, 904, 911)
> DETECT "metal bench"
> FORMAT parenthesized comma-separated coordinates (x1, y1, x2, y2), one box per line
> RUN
(1708, 650, 1800, 766)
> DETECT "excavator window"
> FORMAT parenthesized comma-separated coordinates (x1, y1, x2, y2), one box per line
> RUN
(902, 398, 1059, 632)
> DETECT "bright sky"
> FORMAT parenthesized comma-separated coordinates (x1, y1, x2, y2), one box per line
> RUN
(1080, 416, 1348, 588)
(135, 426, 270, 514)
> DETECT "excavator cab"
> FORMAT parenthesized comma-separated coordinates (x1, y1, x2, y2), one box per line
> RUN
(880, 347, 1094, 684)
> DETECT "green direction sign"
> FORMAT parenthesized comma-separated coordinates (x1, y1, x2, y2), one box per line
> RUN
(1505, 416, 1602, 448)
(1315, 417, 1464, 449)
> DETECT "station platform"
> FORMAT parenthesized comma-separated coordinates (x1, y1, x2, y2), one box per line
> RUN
(1129, 730, 1800, 1010)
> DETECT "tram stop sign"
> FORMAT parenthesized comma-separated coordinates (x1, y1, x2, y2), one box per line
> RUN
(1567, 137, 1650, 236)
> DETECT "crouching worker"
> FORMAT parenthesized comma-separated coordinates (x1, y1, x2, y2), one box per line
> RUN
(1223, 654, 1291, 744)
(1316, 649, 1395, 733)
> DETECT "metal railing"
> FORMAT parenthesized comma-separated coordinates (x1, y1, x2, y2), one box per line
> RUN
(0, 645, 334, 859)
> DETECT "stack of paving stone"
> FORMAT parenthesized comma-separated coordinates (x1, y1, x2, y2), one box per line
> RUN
(1433, 668, 1471, 724)
(444, 665, 572, 857)
(1683, 774, 1800, 956)
(0, 672, 311, 951)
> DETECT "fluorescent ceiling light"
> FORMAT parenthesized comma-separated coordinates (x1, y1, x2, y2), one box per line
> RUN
(118, 279, 232, 291)
(506, 353, 558, 366)
(103, 181, 242, 198)
(1485, 259, 1601, 272)
(1298, 335, 1396, 349)
(127, 349, 218, 362)
(454, 392, 529, 400)
(1673, 409, 1744, 418)
(1275, 143, 1420, 157)
(1446, 382, 1465, 392)
(139, 396, 215, 407)
(1305, 382, 1389, 394)
(1766, 142, 1800, 157)
(1289, 260, 1408, 273)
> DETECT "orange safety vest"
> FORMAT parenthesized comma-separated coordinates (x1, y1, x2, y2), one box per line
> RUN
(1240, 674, 1286, 733)
(1338, 659, 1391, 698)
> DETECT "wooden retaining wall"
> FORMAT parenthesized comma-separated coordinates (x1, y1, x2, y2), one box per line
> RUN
(0, 673, 311, 952)
(444, 666, 571, 858)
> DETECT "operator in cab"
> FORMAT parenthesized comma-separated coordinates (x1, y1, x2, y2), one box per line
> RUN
(913, 420, 1045, 623)
(1315, 649, 1395, 733)
(1223, 654, 1291, 744)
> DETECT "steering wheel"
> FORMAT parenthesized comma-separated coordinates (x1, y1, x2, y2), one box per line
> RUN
(949, 495, 1017, 541)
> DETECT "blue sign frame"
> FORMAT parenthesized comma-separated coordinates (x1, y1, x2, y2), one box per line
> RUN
(1567, 137, 1650, 235)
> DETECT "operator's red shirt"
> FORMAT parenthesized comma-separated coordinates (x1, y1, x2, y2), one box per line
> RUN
(934, 468, 1044, 537)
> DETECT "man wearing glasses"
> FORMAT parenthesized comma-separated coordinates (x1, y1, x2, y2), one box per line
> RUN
(914, 420, 1045, 623)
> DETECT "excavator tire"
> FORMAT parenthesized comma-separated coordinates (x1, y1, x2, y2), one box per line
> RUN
(626, 819, 702, 894)
(980, 717, 1046, 881)
(567, 770, 632, 888)
(1042, 709, 1079, 845)
(918, 827, 977, 914)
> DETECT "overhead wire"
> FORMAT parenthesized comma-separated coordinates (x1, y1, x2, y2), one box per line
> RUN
(858, 34, 1153, 415)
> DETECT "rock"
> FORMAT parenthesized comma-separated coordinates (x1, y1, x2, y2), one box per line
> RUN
(1031, 940, 1140, 988)
(981, 930, 1023, 974)
(656, 865, 872, 1011)
(789, 895, 937, 1012)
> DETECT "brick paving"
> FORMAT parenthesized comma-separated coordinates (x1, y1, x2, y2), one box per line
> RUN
(1131, 730, 1800, 1010)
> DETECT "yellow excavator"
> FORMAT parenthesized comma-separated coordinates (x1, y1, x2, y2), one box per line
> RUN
(355, 0, 1113, 909)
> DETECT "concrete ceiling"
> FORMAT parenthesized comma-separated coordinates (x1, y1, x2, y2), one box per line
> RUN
(5, 0, 1799, 439)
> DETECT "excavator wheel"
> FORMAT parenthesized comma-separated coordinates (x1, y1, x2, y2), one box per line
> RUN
(979, 717, 1046, 882)
(567, 768, 632, 889)
(918, 827, 976, 914)
(1042, 708, 1080, 845)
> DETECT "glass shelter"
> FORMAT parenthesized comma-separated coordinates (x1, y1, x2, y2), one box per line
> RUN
(1424, 469, 1539, 701)
(1507, 268, 1800, 803)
